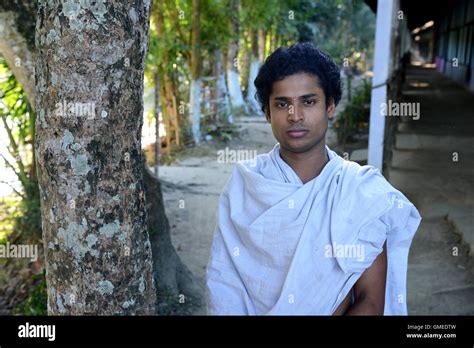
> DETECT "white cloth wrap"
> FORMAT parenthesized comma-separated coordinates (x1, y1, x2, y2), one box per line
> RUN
(206, 144, 421, 315)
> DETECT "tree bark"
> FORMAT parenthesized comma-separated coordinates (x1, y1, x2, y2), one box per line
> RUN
(258, 29, 267, 63)
(240, 30, 251, 99)
(189, 0, 202, 144)
(154, 0, 179, 151)
(35, 0, 156, 314)
(214, 49, 233, 124)
(162, 76, 179, 150)
(246, 31, 262, 115)
(1, 0, 203, 314)
(269, 24, 277, 52)
(0, 1, 37, 106)
(154, 71, 160, 177)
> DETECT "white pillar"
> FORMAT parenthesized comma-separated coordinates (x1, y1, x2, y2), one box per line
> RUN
(368, 0, 399, 170)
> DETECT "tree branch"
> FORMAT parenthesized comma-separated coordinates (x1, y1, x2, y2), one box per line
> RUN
(0, 153, 25, 187)
(0, 180, 24, 198)
(0, 114, 27, 181)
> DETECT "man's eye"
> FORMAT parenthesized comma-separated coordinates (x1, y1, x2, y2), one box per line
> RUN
(275, 102, 288, 108)
(304, 99, 316, 106)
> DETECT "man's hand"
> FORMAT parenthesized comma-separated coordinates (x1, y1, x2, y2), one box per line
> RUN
(345, 242, 387, 315)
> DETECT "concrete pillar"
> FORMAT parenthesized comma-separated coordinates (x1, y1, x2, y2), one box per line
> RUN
(368, 0, 399, 170)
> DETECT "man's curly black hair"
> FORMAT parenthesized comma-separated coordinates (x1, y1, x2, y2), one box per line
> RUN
(254, 42, 343, 113)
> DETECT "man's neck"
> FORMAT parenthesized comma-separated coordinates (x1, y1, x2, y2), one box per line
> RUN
(279, 142, 329, 184)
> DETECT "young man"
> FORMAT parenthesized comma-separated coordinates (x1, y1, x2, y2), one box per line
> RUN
(206, 42, 421, 315)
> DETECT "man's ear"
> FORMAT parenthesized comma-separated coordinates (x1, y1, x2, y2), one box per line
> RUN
(327, 98, 336, 120)
(264, 107, 271, 123)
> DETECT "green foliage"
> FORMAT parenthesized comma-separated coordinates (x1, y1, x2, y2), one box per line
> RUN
(311, 0, 375, 65)
(0, 196, 21, 243)
(15, 181, 42, 242)
(201, 0, 232, 50)
(0, 56, 41, 243)
(12, 270, 47, 316)
(204, 122, 236, 142)
(147, 0, 192, 76)
(0, 58, 32, 154)
(240, 0, 280, 31)
(335, 79, 371, 143)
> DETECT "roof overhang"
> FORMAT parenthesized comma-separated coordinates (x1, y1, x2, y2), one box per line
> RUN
(364, 0, 461, 31)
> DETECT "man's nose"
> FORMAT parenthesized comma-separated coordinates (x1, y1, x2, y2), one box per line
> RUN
(288, 103, 304, 122)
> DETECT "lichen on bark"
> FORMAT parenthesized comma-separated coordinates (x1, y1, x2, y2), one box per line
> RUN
(35, 0, 156, 315)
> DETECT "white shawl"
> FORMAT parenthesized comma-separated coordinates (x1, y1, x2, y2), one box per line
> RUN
(206, 143, 421, 315)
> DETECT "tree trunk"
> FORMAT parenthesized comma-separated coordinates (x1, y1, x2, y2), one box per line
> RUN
(269, 25, 277, 52)
(1, 0, 203, 315)
(154, 0, 179, 152)
(160, 73, 180, 152)
(160, 75, 172, 155)
(274, 32, 281, 51)
(35, 0, 156, 314)
(170, 83, 180, 147)
(246, 31, 262, 115)
(240, 31, 251, 99)
(258, 29, 267, 63)
(214, 49, 233, 124)
(189, 79, 201, 143)
(189, 0, 202, 144)
(154, 72, 160, 177)
(226, 0, 247, 115)
(0, 2, 37, 106)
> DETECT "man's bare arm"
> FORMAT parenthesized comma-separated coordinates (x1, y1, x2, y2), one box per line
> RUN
(345, 242, 387, 315)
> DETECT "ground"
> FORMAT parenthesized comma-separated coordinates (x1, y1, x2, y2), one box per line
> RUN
(391, 66, 474, 314)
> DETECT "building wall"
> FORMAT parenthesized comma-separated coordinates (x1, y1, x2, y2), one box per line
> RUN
(435, 0, 474, 91)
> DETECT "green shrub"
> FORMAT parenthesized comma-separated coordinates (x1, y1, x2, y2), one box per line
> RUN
(13, 270, 47, 316)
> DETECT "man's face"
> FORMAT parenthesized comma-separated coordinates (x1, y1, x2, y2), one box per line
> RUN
(265, 72, 335, 154)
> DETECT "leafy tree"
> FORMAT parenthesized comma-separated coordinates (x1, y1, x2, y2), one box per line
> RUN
(0, 57, 40, 243)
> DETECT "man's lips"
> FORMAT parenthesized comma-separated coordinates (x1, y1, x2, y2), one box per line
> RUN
(287, 129, 309, 138)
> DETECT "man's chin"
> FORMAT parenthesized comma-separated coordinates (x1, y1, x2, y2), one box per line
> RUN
(280, 140, 314, 154)
(279, 136, 325, 155)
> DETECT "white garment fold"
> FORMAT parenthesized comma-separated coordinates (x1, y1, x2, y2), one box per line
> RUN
(206, 143, 421, 315)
